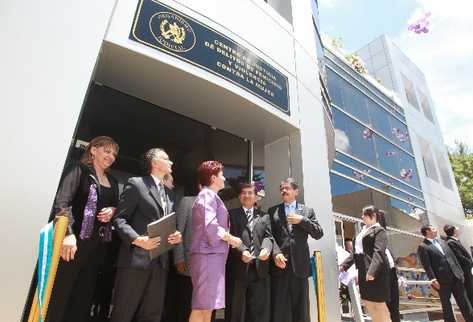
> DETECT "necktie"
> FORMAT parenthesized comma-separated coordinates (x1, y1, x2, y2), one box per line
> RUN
(158, 183, 167, 215)
(246, 209, 255, 255)
(286, 204, 293, 233)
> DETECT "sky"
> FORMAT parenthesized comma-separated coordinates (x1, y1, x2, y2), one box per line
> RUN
(318, 0, 473, 149)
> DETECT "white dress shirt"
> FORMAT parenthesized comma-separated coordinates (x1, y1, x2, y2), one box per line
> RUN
(355, 223, 380, 255)
(427, 238, 445, 255)
(151, 174, 167, 215)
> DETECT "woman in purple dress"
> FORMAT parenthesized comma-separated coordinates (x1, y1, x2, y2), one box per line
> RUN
(189, 161, 242, 322)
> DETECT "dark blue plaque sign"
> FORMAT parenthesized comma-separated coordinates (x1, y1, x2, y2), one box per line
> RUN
(130, 0, 290, 115)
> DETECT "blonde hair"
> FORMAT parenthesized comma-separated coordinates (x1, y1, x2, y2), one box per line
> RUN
(80, 136, 119, 167)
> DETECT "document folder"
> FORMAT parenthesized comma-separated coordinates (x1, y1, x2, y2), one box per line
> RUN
(147, 212, 177, 260)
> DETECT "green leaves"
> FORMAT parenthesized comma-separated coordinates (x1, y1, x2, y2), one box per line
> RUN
(449, 141, 473, 216)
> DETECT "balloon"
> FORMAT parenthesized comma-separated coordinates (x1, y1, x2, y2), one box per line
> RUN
(408, 12, 431, 34)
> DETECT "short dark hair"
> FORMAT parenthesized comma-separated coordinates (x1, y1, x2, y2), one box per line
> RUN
(239, 182, 256, 194)
(344, 238, 353, 243)
(280, 178, 299, 190)
(443, 224, 456, 237)
(420, 224, 433, 236)
(362, 205, 378, 220)
(142, 148, 165, 173)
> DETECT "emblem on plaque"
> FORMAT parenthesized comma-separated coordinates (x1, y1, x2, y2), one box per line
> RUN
(160, 19, 185, 44)
(150, 11, 196, 52)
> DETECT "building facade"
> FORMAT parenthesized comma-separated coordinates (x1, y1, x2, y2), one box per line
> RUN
(355, 36, 467, 245)
(1, 0, 339, 321)
(326, 34, 469, 319)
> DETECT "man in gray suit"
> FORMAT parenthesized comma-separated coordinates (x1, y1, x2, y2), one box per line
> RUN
(111, 148, 182, 322)
(173, 195, 197, 321)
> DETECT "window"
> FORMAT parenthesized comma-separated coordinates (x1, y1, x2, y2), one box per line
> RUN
(401, 74, 420, 110)
(335, 152, 424, 200)
(332, 161, 425, 209)
(333, 109, 377, 166)
(417, 136, 439, 182)
(366, 98, 392, 139)
(327, 69, 343, 107)
(389, 116, 413, 153)
(333, 108, 421, 189)
(434, 149, 454, 190)
(419, 91, 435, 123)
(375, 135, 401, 178)
(398, 152, 420, 188)
(340, 80, 369, 123)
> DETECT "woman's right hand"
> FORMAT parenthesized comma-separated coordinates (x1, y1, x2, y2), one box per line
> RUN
(225, 234, 242, 248)
(61, 234, 78, 262)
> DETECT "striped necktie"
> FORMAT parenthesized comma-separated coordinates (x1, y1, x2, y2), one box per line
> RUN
(158, 183, 167, 215)
(246, 209, 255, 255)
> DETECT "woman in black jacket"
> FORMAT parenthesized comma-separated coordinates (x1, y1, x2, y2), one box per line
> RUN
(341, 206, 391, 322)
(377, 210, 400, 322)
(47, 136, 120, 322)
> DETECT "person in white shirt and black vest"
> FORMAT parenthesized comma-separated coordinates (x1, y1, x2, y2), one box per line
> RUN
(418, 224, 473, 322)
(268, 178, 324, 322)
(226, 183, 273, 322)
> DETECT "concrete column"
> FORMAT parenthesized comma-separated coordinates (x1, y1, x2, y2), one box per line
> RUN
(263, 136, 291, 210)
(0, 1, 117, 319)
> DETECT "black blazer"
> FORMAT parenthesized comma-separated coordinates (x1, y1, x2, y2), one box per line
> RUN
(341, 226, 390, 302)
(114, 176, 173, 270)
(447, 237, 473, 273)
(341, 226, 389, 278)
(269, 203, 323, 278)
(228, 207, 273, 280)
(52, 162, 119, 236)
(417, 238, 464, 285)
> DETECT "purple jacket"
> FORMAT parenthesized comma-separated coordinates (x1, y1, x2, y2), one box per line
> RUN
(189, 188, 229, 254)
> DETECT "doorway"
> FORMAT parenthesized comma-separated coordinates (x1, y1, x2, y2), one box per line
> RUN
(73, 83, 254, 202)
(58, 82, 256, 322)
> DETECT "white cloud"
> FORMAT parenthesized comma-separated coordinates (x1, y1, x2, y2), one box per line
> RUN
(395, 0, 473, 148)
(334, 129, 350, 152)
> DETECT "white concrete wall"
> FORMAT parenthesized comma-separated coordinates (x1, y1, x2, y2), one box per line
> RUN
(292, 0, 341, 319)
(384, 38, 464, 225)
(0, 1, 116, 320)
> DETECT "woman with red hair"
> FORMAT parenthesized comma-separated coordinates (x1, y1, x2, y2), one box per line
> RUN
(188, 161, 242, 322)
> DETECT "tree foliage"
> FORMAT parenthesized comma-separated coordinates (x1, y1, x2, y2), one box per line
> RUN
(448, 141, 473, 216)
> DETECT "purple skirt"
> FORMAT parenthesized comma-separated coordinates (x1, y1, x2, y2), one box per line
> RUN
(189, 253, 227, 310)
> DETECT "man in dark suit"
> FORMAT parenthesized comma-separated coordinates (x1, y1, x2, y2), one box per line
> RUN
(269, 178, 324, 322)
(444, 224, 473, 307)
(111, 148, 182, 322)
(227, 183, 273, 322)
(417, 224, 473, 322)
